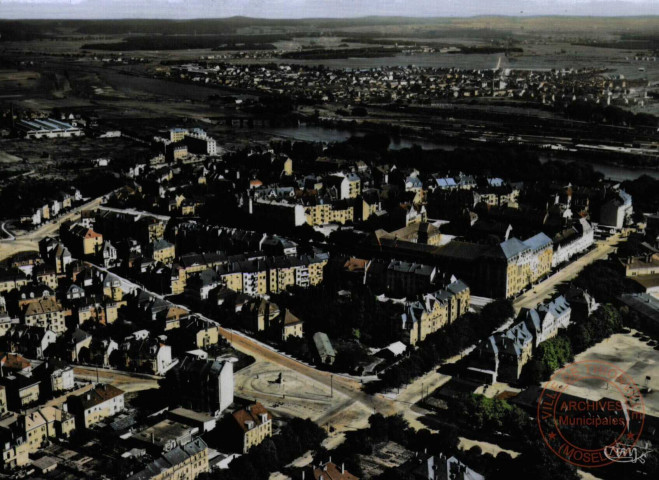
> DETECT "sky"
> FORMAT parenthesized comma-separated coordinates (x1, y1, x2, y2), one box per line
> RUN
(1, 0, 659, 19)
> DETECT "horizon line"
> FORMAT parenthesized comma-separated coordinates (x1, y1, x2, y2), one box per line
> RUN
(5, 14, 659, 21)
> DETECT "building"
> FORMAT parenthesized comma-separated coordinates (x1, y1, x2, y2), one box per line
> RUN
(478, 321, 534, 383)
(411, 453, 483, 480)
(61, 224, 103, 257)
(380, 279, 470, 346)
(281, 309, 304, 341)
(384, 260, 437, 297)
(313, 332, 336, 365)
(618, 293, 659, 335)
(0, 374, 40, 410)
(621, 253, 659, 277)
(310, 460, 359, 480)
(133, 419, 198, 454)
(600, 190, 633, 230)
(181, 316, 221, 350)
(151, 239, 176, 264)
(128, 437, 209, 480)
(168, 407, 217, 433)
(16, 118, 83, 139)
(0, 270, 29, 294)
(481, 233, 553, 298)
(22, 406, 76, 452)
(375, 222, 442, 246)
(67, 384, 125, 428)
(231, 402, 273, 453)
(552, 218, 595, 267)
(165, 356, 234, 414)
(22, 297, 67, 334)
(519, 295, 572, 347)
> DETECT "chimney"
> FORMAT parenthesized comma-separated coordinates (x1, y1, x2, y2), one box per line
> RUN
(341, 463, 345, 474)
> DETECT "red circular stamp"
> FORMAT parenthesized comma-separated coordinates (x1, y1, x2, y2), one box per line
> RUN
(537, 360, 645, 468)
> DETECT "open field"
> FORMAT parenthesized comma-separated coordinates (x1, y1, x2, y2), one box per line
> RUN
(235, 359, 356, 423)
(549, 330, 659, 417)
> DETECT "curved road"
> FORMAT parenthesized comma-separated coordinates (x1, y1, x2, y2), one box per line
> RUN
(0, 195, 107, 262)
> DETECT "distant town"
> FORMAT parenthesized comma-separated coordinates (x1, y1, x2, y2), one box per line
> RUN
(0, 12, 658, 480)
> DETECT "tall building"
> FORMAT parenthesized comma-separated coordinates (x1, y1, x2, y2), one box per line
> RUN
(165, 357, 234, 414)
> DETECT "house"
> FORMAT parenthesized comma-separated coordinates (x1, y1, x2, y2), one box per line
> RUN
(231, 402, 273, 453)
(0, 413, 30, 470)
(2, 326, 56, 360)
(22, 297, 67, 334)
(102, 272, 124, 301)
(127, 437, 209, 480)
(61, 223, 103, 257)
(313, 332, 336, 365)
(121, 337, 176, 375)
(552, 218, 594, 267)
(477, 321, 534, 383)
(46, 364, 75, 393)
(0, 373, 40, 410)
(519, 296, 572, 347)
(67, 383, 125, 428)
(22, 406, 76, 453)
(0, 269, 29, 294)
(385, 260, 436, 297)
(600, 189, 633, 230)
(181, 316, 221, 350)
(32, 264, 58, 290)
(102, 241, 118, 268)
(382, 280, 470, 346)
(16, 283, 54, 310)
(89, 338, 119, 368)
(68, 328, 93, 363)
(244, 298, 281, 332)
(564, 287, 598, 321)
(150, 239, 176, 264)
(281, 309, 304, 341)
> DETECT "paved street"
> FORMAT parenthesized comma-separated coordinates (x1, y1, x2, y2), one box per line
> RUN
(73, 366, 161, 393)
(513, 233, 623, 311)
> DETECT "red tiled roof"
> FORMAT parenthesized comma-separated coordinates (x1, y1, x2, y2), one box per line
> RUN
(313, 462, 359, 480)
(232, 402, 272, 433)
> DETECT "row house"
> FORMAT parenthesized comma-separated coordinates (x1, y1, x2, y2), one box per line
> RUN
(60, 223, 103, 257)
(518, 295, 572, 347)
(39, 238, 72, 275)
(118, 336, 176, 375)
(552, 218, 595, 268)
(0, 270, 29, 294)
(380, 279, 470, 345)
(94, 208, 168, 244)
(477, 295, 572, 383)
(127, 437, 209, 480)
(481, 233, 553, 298)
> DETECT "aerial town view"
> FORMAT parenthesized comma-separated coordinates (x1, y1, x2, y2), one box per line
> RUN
(0, 0, 659, 478)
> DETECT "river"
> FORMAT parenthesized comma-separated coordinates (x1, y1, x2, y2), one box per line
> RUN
(264, 125, 657, 182)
